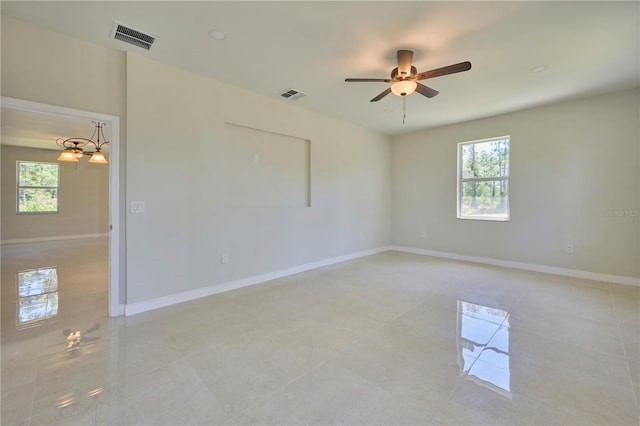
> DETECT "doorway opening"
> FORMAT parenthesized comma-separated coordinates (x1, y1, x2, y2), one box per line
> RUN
(1, 96, 121, 316)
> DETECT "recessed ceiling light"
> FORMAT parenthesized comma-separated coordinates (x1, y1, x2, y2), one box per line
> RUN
(530, 65, 548, 73)
(208, 29, 228, 40)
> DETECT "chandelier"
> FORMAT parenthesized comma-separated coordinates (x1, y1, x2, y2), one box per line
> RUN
(57, 121, 109, 164)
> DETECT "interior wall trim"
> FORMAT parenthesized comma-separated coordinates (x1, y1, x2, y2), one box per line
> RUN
(391, 245, 640, 287)
(115, 304, 125, 316)
(124, 246, 392, 316)
(1, 233, 109, 245)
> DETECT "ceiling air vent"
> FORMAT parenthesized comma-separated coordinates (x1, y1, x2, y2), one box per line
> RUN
(111, 22, 156, 50)
(279, 89, 307, 101)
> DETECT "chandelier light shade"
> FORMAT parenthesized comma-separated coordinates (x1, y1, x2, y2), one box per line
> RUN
(57, 148, 80, 162)
(56, 122, 109, 164)
(88, 150, 107, 164)
(391, 80, 417, 96)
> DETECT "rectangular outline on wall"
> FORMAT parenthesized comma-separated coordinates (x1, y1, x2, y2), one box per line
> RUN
(224, 122, 311, 208)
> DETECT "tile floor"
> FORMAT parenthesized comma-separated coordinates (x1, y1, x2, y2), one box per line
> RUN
(1, 238, 639, 425)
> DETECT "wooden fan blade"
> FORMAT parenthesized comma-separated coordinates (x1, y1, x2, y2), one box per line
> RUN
(415, 61, 472, 81)
(370, 88, 392, 102)
(345, 78, 392, 82)
(415, 82, 439, 98)
(397, 50, 414, 77)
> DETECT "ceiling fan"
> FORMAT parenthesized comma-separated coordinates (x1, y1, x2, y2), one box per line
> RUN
(345, 50, 471, 103)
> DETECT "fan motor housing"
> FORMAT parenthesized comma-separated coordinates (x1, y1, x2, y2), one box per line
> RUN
(391, 66, 417, 80)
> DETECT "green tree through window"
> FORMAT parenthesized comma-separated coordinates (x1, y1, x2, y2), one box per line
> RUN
(17, 161, 59, 213)
(457, 137, 510, 220)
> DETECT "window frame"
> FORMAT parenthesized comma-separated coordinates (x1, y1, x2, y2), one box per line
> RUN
(16, 161, 60, 214)
(457, 136, 510, 222)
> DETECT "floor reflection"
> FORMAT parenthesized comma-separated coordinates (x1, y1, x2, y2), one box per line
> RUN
(457, 300, 511, 395)
(1, 244, 638, 425)
(62, 323, 101, 351)
(17, 266, 59, 328)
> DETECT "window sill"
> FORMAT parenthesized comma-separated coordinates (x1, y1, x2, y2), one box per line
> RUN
(457, 215, 510, 222)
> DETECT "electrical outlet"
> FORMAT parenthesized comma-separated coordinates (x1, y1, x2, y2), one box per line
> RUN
(221, 252, 230, 264)
(564, 244, 574, 253)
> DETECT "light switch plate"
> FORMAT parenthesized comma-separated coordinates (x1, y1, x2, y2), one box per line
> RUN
(131, 201, 145, 214)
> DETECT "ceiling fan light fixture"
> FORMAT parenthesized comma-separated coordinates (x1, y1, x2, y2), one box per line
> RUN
(391, 80, 417, 96)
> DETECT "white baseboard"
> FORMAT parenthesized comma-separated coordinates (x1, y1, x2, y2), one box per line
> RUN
(391, 245, 640, 287)
(124, 246, 392, 316)
(1, 233, 108, 245)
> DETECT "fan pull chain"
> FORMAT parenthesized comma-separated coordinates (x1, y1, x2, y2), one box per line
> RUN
(402, 95, 407, 124)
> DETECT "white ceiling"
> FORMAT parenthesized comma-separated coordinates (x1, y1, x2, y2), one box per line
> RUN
(1, 1, 639, 136)
(1, 107, 110, 151)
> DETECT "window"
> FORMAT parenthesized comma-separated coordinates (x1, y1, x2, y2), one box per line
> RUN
(17, 161, 59, 213)
(457, 136, 510, 221)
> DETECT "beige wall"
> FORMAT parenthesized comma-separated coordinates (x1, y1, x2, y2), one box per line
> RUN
(1, 17, 125, 118)
(1, 17, 392, 307)
(1, 146, 109, 240)
(1, 16, 127, 299)
(126, 53, 391, 303)
(391, 89, 640, 279)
